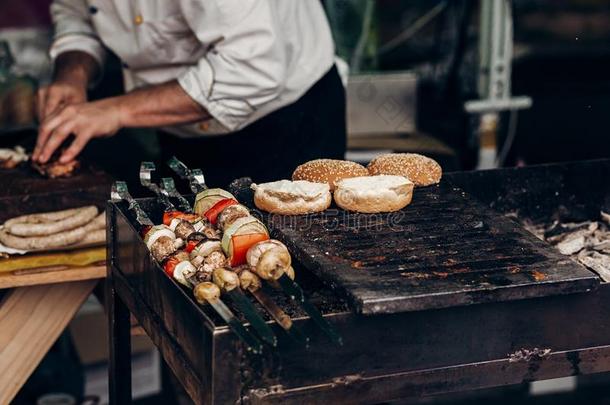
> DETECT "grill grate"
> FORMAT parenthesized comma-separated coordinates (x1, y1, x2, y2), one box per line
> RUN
(266, 183, 598, 315)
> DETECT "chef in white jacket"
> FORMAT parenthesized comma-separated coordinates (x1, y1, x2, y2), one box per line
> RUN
(33, 0, 346, 185)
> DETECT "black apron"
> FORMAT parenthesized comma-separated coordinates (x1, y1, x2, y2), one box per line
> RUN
(159, 65, 346, 188)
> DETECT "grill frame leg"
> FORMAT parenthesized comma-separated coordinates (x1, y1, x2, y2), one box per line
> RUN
(108, 278, 132, 404)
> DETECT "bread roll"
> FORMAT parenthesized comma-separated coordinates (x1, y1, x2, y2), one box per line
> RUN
(292, 159, 368, 191)
(251, 180, 331, 215)
(367, 153, 442, 187)
(334, 175, 414, 213)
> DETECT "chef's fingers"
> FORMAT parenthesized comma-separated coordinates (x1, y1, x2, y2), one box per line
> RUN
(38, 118, 76, 163)
(35, 108, 66, 161)
(35, 86, 48, 122)
(33, 88, 50, 161)
(60, 131, 91, 163)
(43, 88, 66, 120)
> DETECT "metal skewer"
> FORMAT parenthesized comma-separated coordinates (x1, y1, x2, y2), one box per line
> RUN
(239, 269, 309, 347)
(167, 156, 207, 193)
(160, 177, 192, 212)
(213, 268, 277, 347)
(140, 162, 175, 212)
(276, 275, 343, 346)
(194, 282, 263, 354)
(111, 181, 154, 227)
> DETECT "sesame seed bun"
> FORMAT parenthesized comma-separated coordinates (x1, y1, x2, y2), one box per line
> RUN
(367, 153, 442, 187)
(334, 175, 414, 213)
(251, 180, 332, 215)
(292, 159, 369, 191)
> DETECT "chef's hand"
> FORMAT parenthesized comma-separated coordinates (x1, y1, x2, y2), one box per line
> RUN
(35, 78, 87, 123)
(35, 51, 98, 123)
(33, 51, 100, 162)
(33, 99, 123, 163)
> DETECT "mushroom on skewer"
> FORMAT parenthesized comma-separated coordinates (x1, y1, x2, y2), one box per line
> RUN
(213, 267, 277, 347)
(190, 240, 226, 274)
(247, 239, 343, 346)
(194, 282, 263, 353)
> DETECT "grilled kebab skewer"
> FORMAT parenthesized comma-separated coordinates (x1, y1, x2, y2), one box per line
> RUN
(111, 181, 264, 353)
(169, 157, 311, 344)
(140, 163, 277, 346)
(168, 156, 342, 345)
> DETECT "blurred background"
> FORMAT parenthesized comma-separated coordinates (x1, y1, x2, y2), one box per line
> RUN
(1, 0, 610, 404)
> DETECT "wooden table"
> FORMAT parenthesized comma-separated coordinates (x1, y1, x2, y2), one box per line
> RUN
(0, 157, 112, 404)
(0, 280, 99, 404)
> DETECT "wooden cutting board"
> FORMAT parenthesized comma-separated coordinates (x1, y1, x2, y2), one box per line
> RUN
(0, 247, 106, 288)
(0, 247, 105, 273)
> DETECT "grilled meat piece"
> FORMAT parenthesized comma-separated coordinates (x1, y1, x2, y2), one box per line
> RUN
(217, 204, 250, 232)
(150, 235, 177, 262)
(188, 268, 213, 285)
(32, 158, 80, 178)
(201, 251, 227, 273)
(174, 220, 196, 240)
(202, 224, 221, 240)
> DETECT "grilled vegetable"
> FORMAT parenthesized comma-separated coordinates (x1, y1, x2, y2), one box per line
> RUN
(246, 240, 287, 268)
(204, 198, 238, 225)
(171, 219, 197, 240)
(237, 268, 262, 292)
(190, 240, 223, 261)
(221, 216, 269, 266)
(163, 210, 200, 226)
(194, 189, 235, 215)
(144, 225, 179, 261)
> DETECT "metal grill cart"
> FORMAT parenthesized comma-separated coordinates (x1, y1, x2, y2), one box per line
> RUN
(108, 159, 610, 404)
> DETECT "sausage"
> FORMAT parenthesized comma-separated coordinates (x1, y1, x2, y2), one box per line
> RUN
(6, 206, 98, 237)
(0, 227, 87, 250)
(82, 228, 106, 245)
(4, 206, 93, 226)
(83, 213, 106, 232)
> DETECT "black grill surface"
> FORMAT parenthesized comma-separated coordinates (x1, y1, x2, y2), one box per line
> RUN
(266, 182, 598, 315)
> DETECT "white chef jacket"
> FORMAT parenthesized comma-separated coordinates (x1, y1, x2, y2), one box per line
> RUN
(49, 0, 335, 136)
